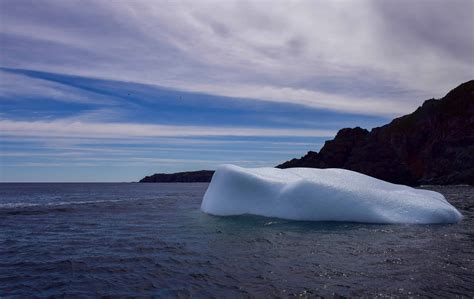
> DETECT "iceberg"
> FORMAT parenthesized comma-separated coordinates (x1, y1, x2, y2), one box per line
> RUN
(201, 165, 462, 224)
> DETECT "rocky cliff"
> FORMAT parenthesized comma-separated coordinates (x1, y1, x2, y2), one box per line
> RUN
(277, 80, 474, 185)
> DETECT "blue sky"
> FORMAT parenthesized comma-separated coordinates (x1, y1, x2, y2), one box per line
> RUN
(1, 0, 473, 182)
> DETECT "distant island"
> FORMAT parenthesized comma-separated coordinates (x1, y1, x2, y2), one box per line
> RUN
(140, 170, 214, 183)
(140, 80, 473, 185)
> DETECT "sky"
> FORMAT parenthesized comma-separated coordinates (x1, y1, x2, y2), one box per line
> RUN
(0, 0, 473, 182)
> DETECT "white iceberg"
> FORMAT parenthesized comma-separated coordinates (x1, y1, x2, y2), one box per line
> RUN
(201, 164, 462, 224)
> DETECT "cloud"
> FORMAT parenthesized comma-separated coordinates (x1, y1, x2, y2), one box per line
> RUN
(0, 118, 336, 138)
(372, 0, 474, 64)
(176, 81, 416, 116)
(2, 0, 472, 116)
(0, 70, 115, 105)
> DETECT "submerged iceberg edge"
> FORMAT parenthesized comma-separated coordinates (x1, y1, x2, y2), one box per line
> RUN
(200, 164, 462, 224)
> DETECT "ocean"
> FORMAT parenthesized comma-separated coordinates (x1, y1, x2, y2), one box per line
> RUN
(0, 183, 473, 297)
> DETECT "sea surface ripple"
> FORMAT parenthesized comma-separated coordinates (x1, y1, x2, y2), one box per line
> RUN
(0, 183, 473, 297)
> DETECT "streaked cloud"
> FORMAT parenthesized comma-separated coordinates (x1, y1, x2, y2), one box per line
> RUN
(2, 0, 472, 116)
(0, 118, 336, 138)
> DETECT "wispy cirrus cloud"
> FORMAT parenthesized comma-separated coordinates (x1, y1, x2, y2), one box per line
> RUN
(0, 118, 336, 138)
(2, 0, 472, 116)
(0, 70, 116, 105)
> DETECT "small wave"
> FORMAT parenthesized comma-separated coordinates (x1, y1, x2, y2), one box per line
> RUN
(0, 198, 145, 216)
(0, 198, 139, 209)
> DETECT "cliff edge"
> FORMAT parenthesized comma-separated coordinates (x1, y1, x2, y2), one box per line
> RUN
(277, 80, 474, 185)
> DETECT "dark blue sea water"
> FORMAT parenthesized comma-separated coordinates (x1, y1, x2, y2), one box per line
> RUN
(0, 183, 473, 297)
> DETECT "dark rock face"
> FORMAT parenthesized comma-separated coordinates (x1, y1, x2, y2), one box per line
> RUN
(140, 170, 214, 183)
(277, 80, 474, 185)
